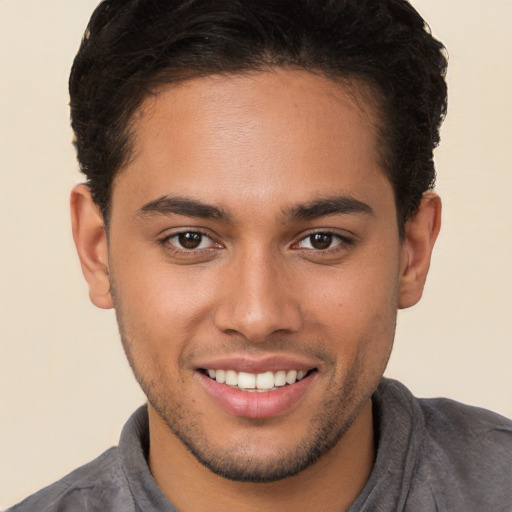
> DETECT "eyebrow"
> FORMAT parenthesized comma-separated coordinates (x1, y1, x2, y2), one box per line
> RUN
(137, 195, 230, 221)
(136, 194, 373, 223)
(283, 196, 374, 222)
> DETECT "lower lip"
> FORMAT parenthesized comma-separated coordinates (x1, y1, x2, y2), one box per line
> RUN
(198, 372, 314, 419)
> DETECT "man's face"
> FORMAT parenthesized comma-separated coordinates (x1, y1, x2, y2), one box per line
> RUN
(106, 70, 404, 481)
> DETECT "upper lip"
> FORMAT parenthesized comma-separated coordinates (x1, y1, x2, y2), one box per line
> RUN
(195, 355, 319, 374)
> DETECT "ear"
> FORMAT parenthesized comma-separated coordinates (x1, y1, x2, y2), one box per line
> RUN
(70, 184, 113, 309)
(398, 192, 442, 309)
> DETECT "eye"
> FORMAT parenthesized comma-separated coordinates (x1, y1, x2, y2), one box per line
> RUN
(296, 232, 349, 251)
(165, 231, 217, 251)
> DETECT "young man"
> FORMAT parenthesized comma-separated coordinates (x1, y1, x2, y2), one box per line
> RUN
(8, 0, 511, 510)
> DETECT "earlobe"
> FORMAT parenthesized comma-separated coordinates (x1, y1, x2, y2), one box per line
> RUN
(398, 192, 442, 309)
(70, 184, 113, 309)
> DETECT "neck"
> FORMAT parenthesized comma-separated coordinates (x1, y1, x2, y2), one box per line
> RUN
(148, 401, 375, 512)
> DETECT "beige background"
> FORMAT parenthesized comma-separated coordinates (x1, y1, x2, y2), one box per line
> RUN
(1, 0, 511, 508)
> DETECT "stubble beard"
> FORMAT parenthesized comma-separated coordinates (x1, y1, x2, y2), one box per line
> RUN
(109, 274, 392, 484)
(117, 330, 375, 483)
(146, 373, 369, 483)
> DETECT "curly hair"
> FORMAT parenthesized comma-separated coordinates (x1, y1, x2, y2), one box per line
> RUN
(69, 0, 447, 230)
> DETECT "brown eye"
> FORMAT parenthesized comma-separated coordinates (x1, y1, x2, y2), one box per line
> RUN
(178, 232, 204, 249)
(162, 230, 221, 257)
(310, 233, 333, 250)
(295, 232, 348, 251)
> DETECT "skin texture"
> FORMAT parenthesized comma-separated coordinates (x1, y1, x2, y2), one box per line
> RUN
(71, 69, 441, 511)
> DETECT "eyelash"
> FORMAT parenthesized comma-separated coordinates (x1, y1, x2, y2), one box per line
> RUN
(293, 231, 354, 253)
(159, 229, 354, 256)
(159, 230, 219, 255)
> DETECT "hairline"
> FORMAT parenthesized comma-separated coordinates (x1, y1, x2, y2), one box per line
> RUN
(103, 65, 405, 236)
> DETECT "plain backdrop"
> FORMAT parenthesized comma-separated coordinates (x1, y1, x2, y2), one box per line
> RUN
(1, 0, 511, 508)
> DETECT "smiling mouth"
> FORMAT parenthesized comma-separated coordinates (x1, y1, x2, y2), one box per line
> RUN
(200, 368, 317, 392)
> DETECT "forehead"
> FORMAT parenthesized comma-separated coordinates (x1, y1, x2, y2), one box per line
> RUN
(113, 69, 391, 218)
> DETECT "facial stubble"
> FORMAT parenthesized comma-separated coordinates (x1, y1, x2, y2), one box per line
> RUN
(112, 306, 388, 483)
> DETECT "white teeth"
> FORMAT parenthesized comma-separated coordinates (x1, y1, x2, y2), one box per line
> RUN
(237, 372, 256, 389)
(286, 370, 297, 384)
(206, 368, 310, 390)
(225, 370, 238, 386)
(274, 370, 287, 387)
(256, 371, 275, 390)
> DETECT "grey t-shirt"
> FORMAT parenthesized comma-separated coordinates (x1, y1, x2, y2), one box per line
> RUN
(7, 379, 512, 511)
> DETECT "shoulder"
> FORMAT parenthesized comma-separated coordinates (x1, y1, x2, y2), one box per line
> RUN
(419, 395, 512, 457)
(378, 378, 512, 451)
(374, 379, 512, 510)
(416, 394, 512, 509)
(6, 447, 135, 512)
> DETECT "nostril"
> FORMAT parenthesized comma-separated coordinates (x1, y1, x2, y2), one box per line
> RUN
(213, 286, 303, 341)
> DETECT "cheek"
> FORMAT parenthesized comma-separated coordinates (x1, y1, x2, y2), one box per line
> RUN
(301, 250, 400, 355)
(110, 256, 217, 349)
(306, 262, 399, 321)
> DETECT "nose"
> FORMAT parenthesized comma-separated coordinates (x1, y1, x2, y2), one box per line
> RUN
(213, 248, 302, 342)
